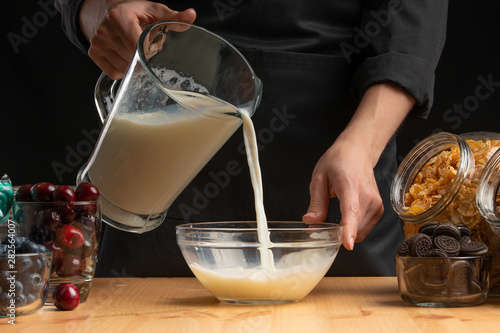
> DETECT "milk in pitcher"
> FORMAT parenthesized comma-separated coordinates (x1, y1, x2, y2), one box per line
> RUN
(87, 104, 241, 217)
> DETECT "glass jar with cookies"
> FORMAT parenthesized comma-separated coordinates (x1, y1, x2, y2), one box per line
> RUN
(391, 131, 500, 295)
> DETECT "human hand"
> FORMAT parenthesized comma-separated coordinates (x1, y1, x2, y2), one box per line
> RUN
(302, 135, 384, 251)
(80, 0, 196, 79)
(302, 83, 414, 251)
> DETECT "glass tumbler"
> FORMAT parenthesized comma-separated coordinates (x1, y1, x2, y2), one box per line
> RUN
(12, 200, 101, 304)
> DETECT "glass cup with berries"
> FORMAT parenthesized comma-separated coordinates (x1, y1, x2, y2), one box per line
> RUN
(12, 182, 101, 304)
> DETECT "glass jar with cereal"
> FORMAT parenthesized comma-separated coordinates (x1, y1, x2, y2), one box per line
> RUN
(477, 147, 500, 228)
(391, 131, 500, 295)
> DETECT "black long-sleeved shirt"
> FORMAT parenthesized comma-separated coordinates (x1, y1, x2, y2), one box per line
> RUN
(56, 0, 448, 117)
(55, 0, 448, 277)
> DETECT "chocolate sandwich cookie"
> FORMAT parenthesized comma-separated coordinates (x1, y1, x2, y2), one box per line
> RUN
(418, 221, 440, 236)
(425, 248, 450, 258)
(459, 235, 471, 246)
(420, 271, 448, 291)
(460, 241, 488, 256)
(448, 260, 476, 295)
(456, 224, 472, 238)
(422, 249, 450, 280)
(403, 263, 427, 295)
(397, 239, 410, 256)
(409, 233, 433, 257)
(433, 235, 461, 256)
(432, 223, 461, 240)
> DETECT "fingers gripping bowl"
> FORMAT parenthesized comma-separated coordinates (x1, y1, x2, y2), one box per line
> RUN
(176, 222, 342, 305)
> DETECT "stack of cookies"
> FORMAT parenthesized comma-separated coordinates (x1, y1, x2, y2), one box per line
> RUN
(398, 222, 488, 258)
(396, 222, 491, 301)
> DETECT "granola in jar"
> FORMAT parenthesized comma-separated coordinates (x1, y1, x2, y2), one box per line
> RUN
(391, 132, 500, 295)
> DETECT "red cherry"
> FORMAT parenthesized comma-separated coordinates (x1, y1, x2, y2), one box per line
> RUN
(81, 238, 98, 258)
(60, 208, 77, 224)
(54, 185, 77, 216)
(37, 209, 62, 229)
(15, 184, 33, 201)
(31, 182, 56, 202)
(56, 254, 85, 277)
(56, 225, 85, 249)
(53, 283, 80, 310)
(75, 182, 99, 201)
(44, 241, 64, 270)
(76, 202, 98, 214)
(77, 212, 99, 234)
(54, 185, 76, 202)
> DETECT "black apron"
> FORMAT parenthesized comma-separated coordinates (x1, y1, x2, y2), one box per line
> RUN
(95, 0, 404, 278)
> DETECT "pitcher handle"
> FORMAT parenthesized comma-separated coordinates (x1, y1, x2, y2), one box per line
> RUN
(94, 72, 121, 123)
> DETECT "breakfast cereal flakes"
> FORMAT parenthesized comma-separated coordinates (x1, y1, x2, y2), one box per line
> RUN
(403, 138, 500, 294)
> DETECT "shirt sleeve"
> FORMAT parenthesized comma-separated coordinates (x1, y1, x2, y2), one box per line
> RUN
(55, 0, 90, 54)
(351, 0, 449, 118)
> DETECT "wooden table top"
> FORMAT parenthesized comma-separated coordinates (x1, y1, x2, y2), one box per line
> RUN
(2, 277, 500, 332)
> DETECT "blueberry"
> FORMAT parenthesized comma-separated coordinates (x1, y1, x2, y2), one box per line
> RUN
(20, 240, 39, 254)
(29, 225, 54, 244)
(0, 297, 12, 315)
(14, 237, 28, 251)
(25, 292, 37, 305)
(0, 256, 9, 270)
(0, 271, 10, 289)
(30, 258, 44, 273)
(1, 236, 28, 252)
(0, 290, 10, 303)
(1, 235, 12, 247)
(14, 293, 27, 307)
(0, 243, 7, 255)
(28, 227, 43, 244)
(16, 257, 33, 274)
(36, 244, 47, 253)
(13, 280, 24, 295)
(0, 291, 11, 310)
(24, 273, 43, 293)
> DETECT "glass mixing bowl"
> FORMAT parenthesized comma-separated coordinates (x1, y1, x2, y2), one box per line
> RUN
(176, 221, 342, 305)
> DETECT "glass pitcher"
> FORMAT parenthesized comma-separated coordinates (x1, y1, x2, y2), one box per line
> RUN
(77, 21, 262, 234)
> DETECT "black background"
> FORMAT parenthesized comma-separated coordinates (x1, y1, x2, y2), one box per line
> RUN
(2, 0, 500, 186)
